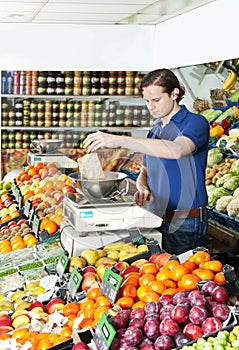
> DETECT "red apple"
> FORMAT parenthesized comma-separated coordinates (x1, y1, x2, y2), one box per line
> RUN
(131, 259, 149, 268)
(17, 218, 27, 226)
(0, 318, 12, 327)
(81, 272, 99, 291)
(0, 204, 6, 210)
(28, 301, 45, 312)
(64, 186, 77, 194)
(31, 199, 42, 207)
(8, 221, 18, 229)
(114, 261, 129, 274)
(11, 310, 29, 321)
(149, 253, 172, 268)
(122, 265, 139, 277)
(12, 314, 31, 329)
(82, 266, 96, 274)
(0, 226, 9, 232)
(96, 263, 112, 280)
(0, 326, 13, 335)
(46, 298, 65, 314)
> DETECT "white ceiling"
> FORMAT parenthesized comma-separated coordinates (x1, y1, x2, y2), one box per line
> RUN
(0, 0, 217, 25)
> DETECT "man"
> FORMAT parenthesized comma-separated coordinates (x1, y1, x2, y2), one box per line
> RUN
(83, 69, 209, 254)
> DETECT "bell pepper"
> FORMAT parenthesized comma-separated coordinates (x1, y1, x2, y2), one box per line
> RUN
(210, 125, 225, 138)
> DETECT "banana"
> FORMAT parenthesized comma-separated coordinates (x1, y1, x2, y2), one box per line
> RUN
(222, 70, 238, 91)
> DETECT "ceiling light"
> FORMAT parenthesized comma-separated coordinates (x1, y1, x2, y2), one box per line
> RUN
(8, 14, 24, 19)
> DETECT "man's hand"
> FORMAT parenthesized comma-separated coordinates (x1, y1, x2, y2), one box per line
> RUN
(83, 131, 120, 152)
(134, 189, 153, 206)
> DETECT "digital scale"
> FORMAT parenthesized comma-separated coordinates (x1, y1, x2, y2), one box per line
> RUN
(60, 191, 163, 256)
(28, 149, 79, 171)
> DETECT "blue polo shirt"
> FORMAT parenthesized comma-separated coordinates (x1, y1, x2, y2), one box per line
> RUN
(142, 105, 210, 212)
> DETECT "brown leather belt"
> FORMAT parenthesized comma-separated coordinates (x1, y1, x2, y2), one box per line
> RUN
(165, 207, 207, 223)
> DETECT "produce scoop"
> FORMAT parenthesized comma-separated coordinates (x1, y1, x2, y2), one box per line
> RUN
(61, 191, 163, 256)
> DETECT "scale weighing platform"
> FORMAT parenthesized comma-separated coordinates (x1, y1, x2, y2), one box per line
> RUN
(61, 192, 163, 256)
(28, 149, 79, 170)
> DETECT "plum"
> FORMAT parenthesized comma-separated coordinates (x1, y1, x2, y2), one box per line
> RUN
(159, 305, 174, 320)
(130, 307, 146, 319)
(129, 317, 145, 329)
(113, 313, 129, 329)
(172, 290, 190, 305)
(188, 290, 203, 304)
(211, 285, 229, 303)
(190, 295, 208, 307)
(122, 326, 143, 346)
(145, 313, 159, 321)
(144, 319, 160, 339)
(144, 301, 160, 314)
(189, 305, 208, 324)
(154, 334, 174, 350)
(212, 303, 230, 321)
(159, 317, 180, 336)
(183, 323, 204, 340)
(140, 346, 155, 350)
(139, 337, 154, 348)
(159, 294, 173, 306)
(72, 342, 89, 350)
(116, 328, 127, 338)
(174, 332, 191, 347)
(170, 304, 189, 323)
(110, 338, 120, 350)
(201, 281, 217, 296)
(201, 317, 222, 335)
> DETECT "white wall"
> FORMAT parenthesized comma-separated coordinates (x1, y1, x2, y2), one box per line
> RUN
(0, 24, 155, 70)
(0, 0, 238, 71)
(154, 0, 239, 69)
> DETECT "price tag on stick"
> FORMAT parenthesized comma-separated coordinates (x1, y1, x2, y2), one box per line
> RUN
(93, 312, 116, 350)
(32, 215, 40, 236)
(100, 267, 122, 304)
(67, 267, 83, 298)
(56, 251, 69, 278)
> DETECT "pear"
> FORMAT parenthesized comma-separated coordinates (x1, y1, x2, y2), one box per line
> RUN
(96, 249, 107, 258)
(81, 249, 100, 266)
(95, 257, 117, 268)
(106, 250, 119, 260)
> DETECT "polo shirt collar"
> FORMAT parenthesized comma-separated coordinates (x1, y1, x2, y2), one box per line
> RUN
(153, 104, 188, 126)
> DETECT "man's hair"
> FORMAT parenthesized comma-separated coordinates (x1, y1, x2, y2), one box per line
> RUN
(138, 69, 185, 103)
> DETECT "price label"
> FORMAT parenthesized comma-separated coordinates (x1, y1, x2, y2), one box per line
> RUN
(32, 215, 40, 236)
(93, 312, 116, 349)
(67, 267, 83, 297)
(11, 182, 18, 198)
(100, 267, 122, 304)
(56, 252, 69, 278)
(18, 192, 23, 209)
(24, 200, 32, 218)
(29, 207, 35, 224)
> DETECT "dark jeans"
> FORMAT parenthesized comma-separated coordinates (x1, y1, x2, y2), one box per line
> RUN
(158, 212, 208, 255)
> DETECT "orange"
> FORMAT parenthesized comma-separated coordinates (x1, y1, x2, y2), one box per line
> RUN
(52, 336, 69, 346)
(163, 259, 180, 271)
(80, 298, 95, 311)
(148, 280, 166, 295)
(25, 165, 35, 173)
(162, 287, 184, 295)
(40, 218, 49, 231)
(156, 268, 171, 281)
(23, 192, 35, 204)
(116, 296, 135, 309)
(66, 314, 77, 327)
(142, 291, 160, 303)
(193, 268, 215, 281)
(137, 285, 149, 300)
(11, 211, 20, 219)
(59, 326, 72, 338)
(37, 339, 53, 350)
(0, 245, 12, 254)
(132, 300, 146, 309)
(94, 305, 110, 322)
(23, 233, 38, 247)
(54, 180, 65, 190)
(182, 261, 196, 273)
(42, 180, 54, 191)
(11, 241, 27, 251)
(0, 240, 11, 248)
(20, 174, 31, 182)
(63, 302, 81, 316)
(12, 328, 29, 339)
(1, 216, 12, 223)
(214, 271, 226, 285)
(10, 236, 24, 244)
(180, 273, 200, 290)
(123, 271, 140, 280)
(139, 263, 159, 275)
(121, 276, 139, 288)
(162, 279, 177, 289)
(34, 162, 44, 172)
(0, 334, 10, 340)
(203, 260, 223, 272)
(193, 251, 211, 265)
(86, 287, 103, 300)
(44, 220, 58, 235)
(28, 168, 37, 177)
(120, 283, 137, 299)
(78, 317, 94, 330)
(83, 306, 96, 320)
(139, 273, 156, 286)
(170, 264, 189, 281)
(96, 295, 111, 307)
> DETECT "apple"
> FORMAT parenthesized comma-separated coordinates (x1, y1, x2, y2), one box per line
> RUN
(0, 326, 13, 335)
(96, 263, 112, 280)
(12, 314, 31, 329)
(28, 301, 45, 312)
(0, 226, 9, 233)
(17, 218, 27, 226)
(0, 318, 12, 327)
(45, 298, 65, 314)
(11, 310, 29, 321)
(31, 198, 42, 207)
(130, 259, 149, 268)
(81, 272, 99, 291)
(122, 265, 139, 277)
(72, 342, 90, 350)
(82, 266, 96, 274)
(0, 204, 6, 210)
(149, 252, 172, 268)
(8, 221, 18, 229)
(114, 261, 129, 274)
(63, 186, 77, 194)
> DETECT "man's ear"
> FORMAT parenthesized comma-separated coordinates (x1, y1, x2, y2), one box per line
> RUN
(172, 88, 179, 100)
